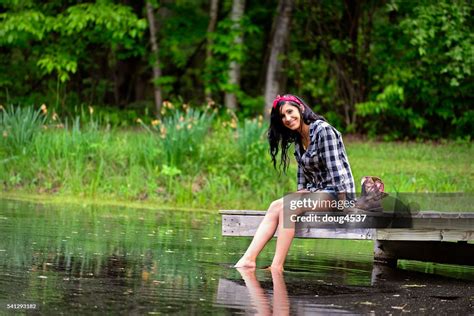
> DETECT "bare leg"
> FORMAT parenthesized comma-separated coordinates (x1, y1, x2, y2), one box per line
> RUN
(236, 268, 272, 315)
(235, 192, 336, 270)
(234, 199, 283, 268)
(271, 269, 290, 316)
(270, 192, 335, 271)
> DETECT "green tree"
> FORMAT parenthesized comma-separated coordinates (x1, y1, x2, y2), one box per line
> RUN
(356, 0, 473, 139)
(0, 1, 146, 108)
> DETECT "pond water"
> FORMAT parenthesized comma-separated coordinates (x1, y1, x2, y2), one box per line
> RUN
(0, 199, 473, 314)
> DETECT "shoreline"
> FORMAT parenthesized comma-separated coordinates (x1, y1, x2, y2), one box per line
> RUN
(0, 191, 214, 213)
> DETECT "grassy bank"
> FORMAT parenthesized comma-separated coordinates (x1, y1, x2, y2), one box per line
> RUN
(1, 106, 472, 210)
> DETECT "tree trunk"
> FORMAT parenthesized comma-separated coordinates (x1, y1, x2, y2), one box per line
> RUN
(338, 0, 362, 128)
(205, 0, 219, 101)
(224, 0, 245, 111)
(263, 0, 295, 118)
(146, 1, 163, 117)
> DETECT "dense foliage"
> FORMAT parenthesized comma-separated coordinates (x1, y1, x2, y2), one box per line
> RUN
(0, 0, 472, 139)
(1, 105, 472, 209)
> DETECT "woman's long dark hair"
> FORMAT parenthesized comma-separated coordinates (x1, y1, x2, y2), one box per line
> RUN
(268, 94, 325, 172)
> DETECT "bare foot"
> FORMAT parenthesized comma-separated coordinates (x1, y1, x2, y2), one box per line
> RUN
(234, 257, 256, 269)
(236, 267, 257, 279)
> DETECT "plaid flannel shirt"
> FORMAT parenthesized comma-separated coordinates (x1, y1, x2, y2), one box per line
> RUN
(294, 120, 355, 199)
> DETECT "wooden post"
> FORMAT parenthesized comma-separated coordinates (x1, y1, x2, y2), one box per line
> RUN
(370, 263, 398, 285)
(373, 240, 398, 267)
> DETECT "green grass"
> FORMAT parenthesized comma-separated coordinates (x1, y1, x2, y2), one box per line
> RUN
(1, 106, 472, 210)
(347, 141, 473, 193)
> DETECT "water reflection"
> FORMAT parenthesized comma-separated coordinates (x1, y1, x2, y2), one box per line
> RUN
(0, 199, 473, 314)
(237, 268, 288, 315)
(216, 268, 365, 314)
(217, 263, 474, 314)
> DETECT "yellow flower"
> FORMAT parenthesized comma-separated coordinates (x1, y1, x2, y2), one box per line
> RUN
(0, 105, 4, 111)
(88, 106, 94, 115)
(160, 126, 167, 136)
(182, 103, 189, 112)
(207, 99, 215, 107)
(230, 119, 237, 129)
(2, 131, 7, 138)
(136, 118, 143, 123)
(176, 124, 182, 130)
(187, 124, 192, 130)
(151, 119, 160, 126)
(163, 101, 174, 109)
(40, 104, 47, 114)
(52, 112, 58, 121)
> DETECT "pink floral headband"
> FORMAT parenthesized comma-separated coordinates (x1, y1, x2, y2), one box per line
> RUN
(272, 95, 303, 109)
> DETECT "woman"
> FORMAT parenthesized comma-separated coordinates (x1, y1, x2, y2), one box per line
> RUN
(234, 94, 355, 271)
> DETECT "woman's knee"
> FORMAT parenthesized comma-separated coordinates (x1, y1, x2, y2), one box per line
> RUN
(267, 198, 284, 217)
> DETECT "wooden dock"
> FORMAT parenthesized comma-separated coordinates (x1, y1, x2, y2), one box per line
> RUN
(220, 210, 474, 266)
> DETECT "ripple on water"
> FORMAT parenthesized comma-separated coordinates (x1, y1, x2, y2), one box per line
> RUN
(0, 199, 473, 314)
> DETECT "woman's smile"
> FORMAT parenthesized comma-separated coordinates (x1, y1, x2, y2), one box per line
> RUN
(286, 119, 296, 128)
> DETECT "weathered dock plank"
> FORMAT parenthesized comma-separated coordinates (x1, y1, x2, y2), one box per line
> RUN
(220, 210, 474, 241)
(375, 229, 473, 241)
(221, 209, 474, 266)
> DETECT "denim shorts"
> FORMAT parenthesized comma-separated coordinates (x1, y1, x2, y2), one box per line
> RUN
(311, 187, 339, 201)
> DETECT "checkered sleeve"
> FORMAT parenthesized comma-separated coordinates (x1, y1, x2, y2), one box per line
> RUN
(297, 163, 307, 191)
(318, 126, 348, 192)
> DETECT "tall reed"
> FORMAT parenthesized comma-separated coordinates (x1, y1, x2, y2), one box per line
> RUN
(0, 105, 47, 154)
